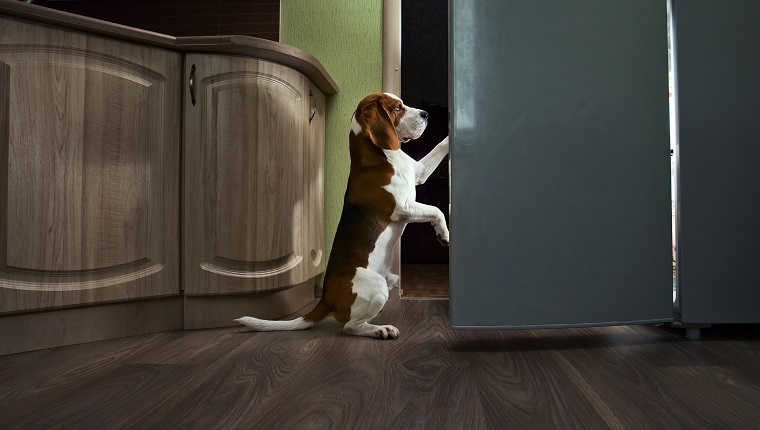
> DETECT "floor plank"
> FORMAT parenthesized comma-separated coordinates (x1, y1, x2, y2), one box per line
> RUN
(1, 297, 759, 430)
(401, 264, 449, 299)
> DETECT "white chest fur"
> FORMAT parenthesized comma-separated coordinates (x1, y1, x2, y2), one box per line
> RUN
(364, 149, 417, 275)
(382, 149, 417, 210)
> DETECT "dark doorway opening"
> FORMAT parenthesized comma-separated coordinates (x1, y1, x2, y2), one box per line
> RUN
(400, 0, 449, 298)
(400, 0, 449, 265)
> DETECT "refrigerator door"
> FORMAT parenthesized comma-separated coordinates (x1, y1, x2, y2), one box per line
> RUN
(675, 0, 760, 324)
(450, 0, 673, 328)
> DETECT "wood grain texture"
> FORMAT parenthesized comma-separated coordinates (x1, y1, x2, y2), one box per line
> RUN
(0, 16, 181, 313)
(183, 279, 316, 329)
(26, 0, 280, 41)
(0, 297, 183, 355)
(0, 1, 338, 95)
(219, 0, 280, 41)
(305, 83, 326, 273)
(173, 36, 338, 95)
(183, 54, 324, 299)
(400, 264, 449, 299)
(1, 297, 759, 429)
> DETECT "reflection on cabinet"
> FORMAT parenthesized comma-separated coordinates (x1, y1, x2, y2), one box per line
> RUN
(0, 17, 181, 314)
(183, 54, 325, 328)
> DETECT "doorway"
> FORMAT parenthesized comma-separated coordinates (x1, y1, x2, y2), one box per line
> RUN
(398, 0, 450, 298)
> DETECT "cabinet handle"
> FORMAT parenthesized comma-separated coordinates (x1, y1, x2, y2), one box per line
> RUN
(309, 90, 316, 123)
(189, 64, 196, 106)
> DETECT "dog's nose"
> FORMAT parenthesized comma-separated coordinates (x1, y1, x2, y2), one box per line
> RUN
(420, 110, 429, 120)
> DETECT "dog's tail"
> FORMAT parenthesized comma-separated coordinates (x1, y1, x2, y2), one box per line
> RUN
(235, 299, 332, 332)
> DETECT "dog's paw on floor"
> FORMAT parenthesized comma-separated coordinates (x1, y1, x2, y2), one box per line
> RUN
(376, 325, 400, 340)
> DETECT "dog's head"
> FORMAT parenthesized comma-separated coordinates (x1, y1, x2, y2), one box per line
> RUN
(351, 93, 429, 150)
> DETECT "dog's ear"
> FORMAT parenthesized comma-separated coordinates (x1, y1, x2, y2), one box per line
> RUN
(359, 99, 399, 151)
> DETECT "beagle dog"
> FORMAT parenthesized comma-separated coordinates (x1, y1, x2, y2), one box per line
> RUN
(236, 93, 449, 339)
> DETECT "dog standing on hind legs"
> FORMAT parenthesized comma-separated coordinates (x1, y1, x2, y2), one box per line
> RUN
(236, 93, 449, 339)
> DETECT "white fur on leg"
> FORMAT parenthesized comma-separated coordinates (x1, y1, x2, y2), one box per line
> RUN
(343, 267, 399, 339)
(415, 136, 449, 184)
(381, 148, 450, 245)
(391, 201, 449, 244)
(385, 273, 400, 291)
(234, 316, 313, 331)
(344, 322, 399, 339)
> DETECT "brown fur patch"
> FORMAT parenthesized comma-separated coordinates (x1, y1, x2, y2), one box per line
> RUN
(316, 94, 401, 322)
(355, 94, 405, 151)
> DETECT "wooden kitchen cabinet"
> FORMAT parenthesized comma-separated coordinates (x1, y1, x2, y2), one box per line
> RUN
(0, 16, 181, 314)
(183, 54, 326, 328)
(0, 0, 335, 351)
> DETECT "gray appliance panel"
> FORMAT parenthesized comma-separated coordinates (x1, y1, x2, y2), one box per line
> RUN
(449, 0, 673, 328)
(675, 0, 760, 323)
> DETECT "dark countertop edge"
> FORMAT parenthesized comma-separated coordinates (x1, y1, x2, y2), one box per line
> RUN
(0, 0, 338, 95)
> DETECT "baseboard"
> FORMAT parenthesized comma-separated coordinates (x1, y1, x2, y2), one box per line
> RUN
(0, 296, 183, 356)
(183, 278, 317, 329)
(0, 280, 318, 354)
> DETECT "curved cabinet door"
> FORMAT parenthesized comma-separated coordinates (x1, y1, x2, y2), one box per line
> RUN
(305, 83, 326, 283)
(0, 17, 181, 313)
(184, 54, 324, 296)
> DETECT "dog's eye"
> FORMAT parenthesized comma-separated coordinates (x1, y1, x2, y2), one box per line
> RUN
(395, 104, 403, 111)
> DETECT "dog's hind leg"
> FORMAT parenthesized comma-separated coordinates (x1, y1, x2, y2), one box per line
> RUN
(384, 273, 400, 291)
(343, 268, 399, 339)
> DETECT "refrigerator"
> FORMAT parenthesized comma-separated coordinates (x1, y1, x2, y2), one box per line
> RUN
(449, 0, 673, 328)
(448, 0, 760, 330)
(672, 0, 760, 325)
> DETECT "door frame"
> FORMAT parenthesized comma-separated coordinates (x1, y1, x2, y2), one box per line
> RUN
(383, 0, 403, 295)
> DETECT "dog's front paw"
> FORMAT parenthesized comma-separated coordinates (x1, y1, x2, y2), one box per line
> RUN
(432, 214, 449, 246)
(437, 235, 449, 247)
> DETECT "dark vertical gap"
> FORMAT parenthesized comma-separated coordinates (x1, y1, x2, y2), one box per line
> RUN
(400, 0, 450, 265)
(400, 0, 450, 299)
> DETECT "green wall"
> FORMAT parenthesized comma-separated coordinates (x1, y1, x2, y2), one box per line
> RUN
(280, 0, 384, 273)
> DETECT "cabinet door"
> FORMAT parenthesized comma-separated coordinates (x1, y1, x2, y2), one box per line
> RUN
(305, 84, 326, 277)
(0, 18, 181, 313)
(184, 54, 323, 296)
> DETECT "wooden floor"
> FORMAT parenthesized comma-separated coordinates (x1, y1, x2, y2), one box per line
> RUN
(400, 264, 449, 299)
(1, 296, 760, 429)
